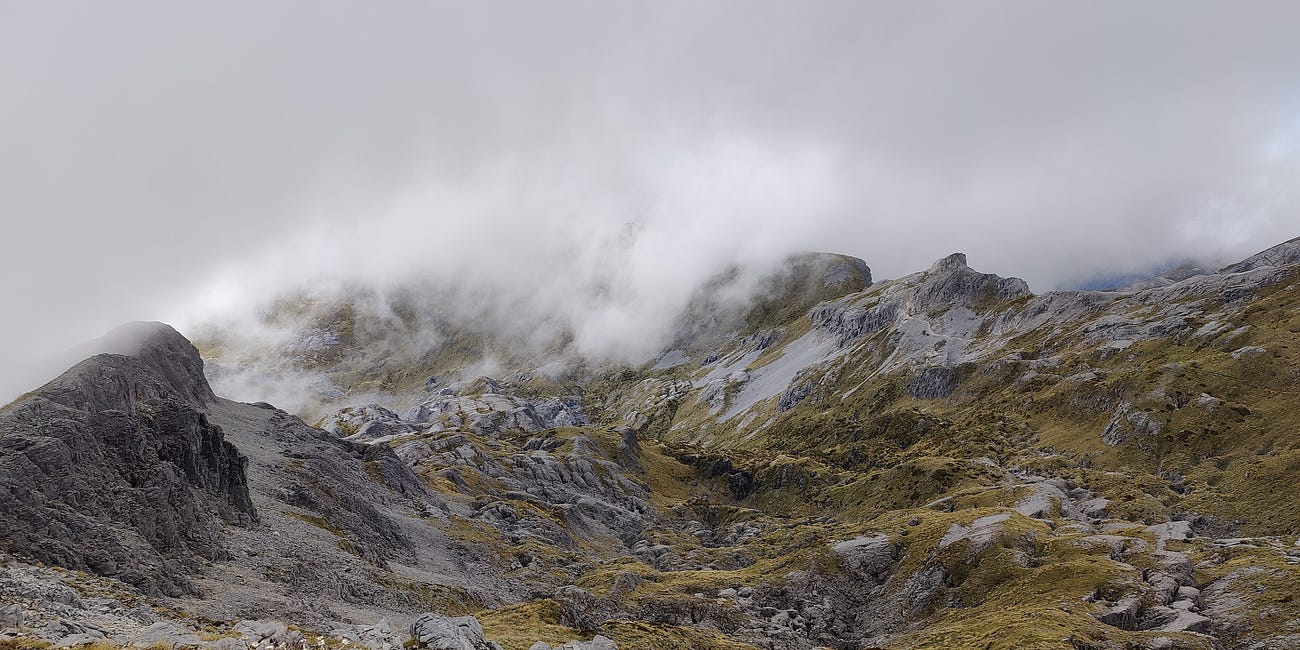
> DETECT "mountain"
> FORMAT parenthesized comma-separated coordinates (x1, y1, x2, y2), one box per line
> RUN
(2, 241, 1299, 650)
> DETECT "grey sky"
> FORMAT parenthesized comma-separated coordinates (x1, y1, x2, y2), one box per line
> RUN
(3, 1, 1300, 400)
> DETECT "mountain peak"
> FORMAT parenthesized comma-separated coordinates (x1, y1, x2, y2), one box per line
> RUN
(94, 321, 216, 406)
(929, 252, 969, 274)
(32, 321, 217, 412)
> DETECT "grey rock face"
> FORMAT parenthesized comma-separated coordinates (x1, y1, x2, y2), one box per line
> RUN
(395, 428, 652, 548)
(0, 604, 21, 628)
(810, 298, 899, 344)
(915, 253, 1031, 309)
(1220, 235, 1300, 273)
(1101, 403, 1163, 446)
(126, 621, 203, 648)
(0, 322, 255, 597)
(233, 620, 292, 646)
(331, 619, 404, 650)
(537, 637, 618, 650)
(321, 405, 417, 440)
(409, 614, 501, 650)
(906, 366, 962, 399)
(552, 585, 603, 631)
(1095, 596, 1142, 630)
(327, 385, 589, 444)
(1231, 346, 1268, 360)
(832, 534, 897, 581)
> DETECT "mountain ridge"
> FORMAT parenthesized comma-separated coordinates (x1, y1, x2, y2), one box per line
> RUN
(1, 237, 1299, 649)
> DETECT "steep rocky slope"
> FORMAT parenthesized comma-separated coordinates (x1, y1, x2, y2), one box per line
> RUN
(0, 323, 254, 597)
(2, 240, 1299, 650)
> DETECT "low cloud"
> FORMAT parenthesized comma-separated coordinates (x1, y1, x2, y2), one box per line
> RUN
(3, 1, 1299, 403)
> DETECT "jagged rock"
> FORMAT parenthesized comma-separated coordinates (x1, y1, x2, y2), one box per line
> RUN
(1013, 482, 1072, 519)
(1154, 552, 1195, 584)
(1101, 403, 1163, 446)
(234, 620, 292, 646)
(0, 322, 256, 596)
(1148, 522, 1194, 551)
(552, 585, 604, 631)
(1196, 393, 1225, 412)
(899, 566, 948, 619)
(907, 366, 961, 399)
(409, 614, 501, 650)
(57, 632, 107, 647)
(832, 533, 897, 580)
(1096, 596, 1142, 630)
(1141, 605, 1211, 633)
(923, 253, 1030, 302)
(386, 389, 588, 439)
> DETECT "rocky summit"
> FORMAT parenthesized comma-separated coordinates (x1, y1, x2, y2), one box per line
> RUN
(2, 243, 1300, 650)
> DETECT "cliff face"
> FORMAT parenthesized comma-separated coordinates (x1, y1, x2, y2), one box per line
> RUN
(0, 322, 254, 596)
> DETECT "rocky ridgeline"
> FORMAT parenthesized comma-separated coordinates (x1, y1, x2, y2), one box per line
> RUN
(0, 323, 256, 597)
(2, 239, 1300, 648)
(319, 379, 588, 444)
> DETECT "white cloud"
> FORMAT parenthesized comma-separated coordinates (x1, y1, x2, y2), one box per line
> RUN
(3, 1, 1299, 402)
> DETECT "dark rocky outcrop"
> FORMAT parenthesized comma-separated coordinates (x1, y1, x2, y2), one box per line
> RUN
(0, 322, 255, 596)
(906, 366, 962, 399)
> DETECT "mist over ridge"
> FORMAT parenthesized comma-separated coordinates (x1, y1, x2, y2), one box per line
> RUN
(4, 1, 1300, 404)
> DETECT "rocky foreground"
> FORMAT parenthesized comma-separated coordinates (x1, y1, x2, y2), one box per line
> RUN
(3, 240, 1300, 649)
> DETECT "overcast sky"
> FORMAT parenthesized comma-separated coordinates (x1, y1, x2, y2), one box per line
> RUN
(3, 1, 1300, 400)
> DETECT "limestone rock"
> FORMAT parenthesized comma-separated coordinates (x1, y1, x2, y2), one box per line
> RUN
(1230, 346, 1268, 360)
(126, 621, 202, 648)
(832, 533, 897, 580)
(1101, 403, 1163, 446)
(331, 618, 404, 650)
(1220, 235, 1300, 273)
(410, 614, 501, 650)
(234, 620, 293, 646)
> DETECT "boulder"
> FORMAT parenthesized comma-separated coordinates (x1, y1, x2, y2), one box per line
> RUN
(0, 604, 21, 629)
(332, 618, 403, 650)
(1230, 346, 1268, 360)
(234, 620, 295, 646)
(409, 614, 501, 650)
(1095, 596, 1142, 630)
